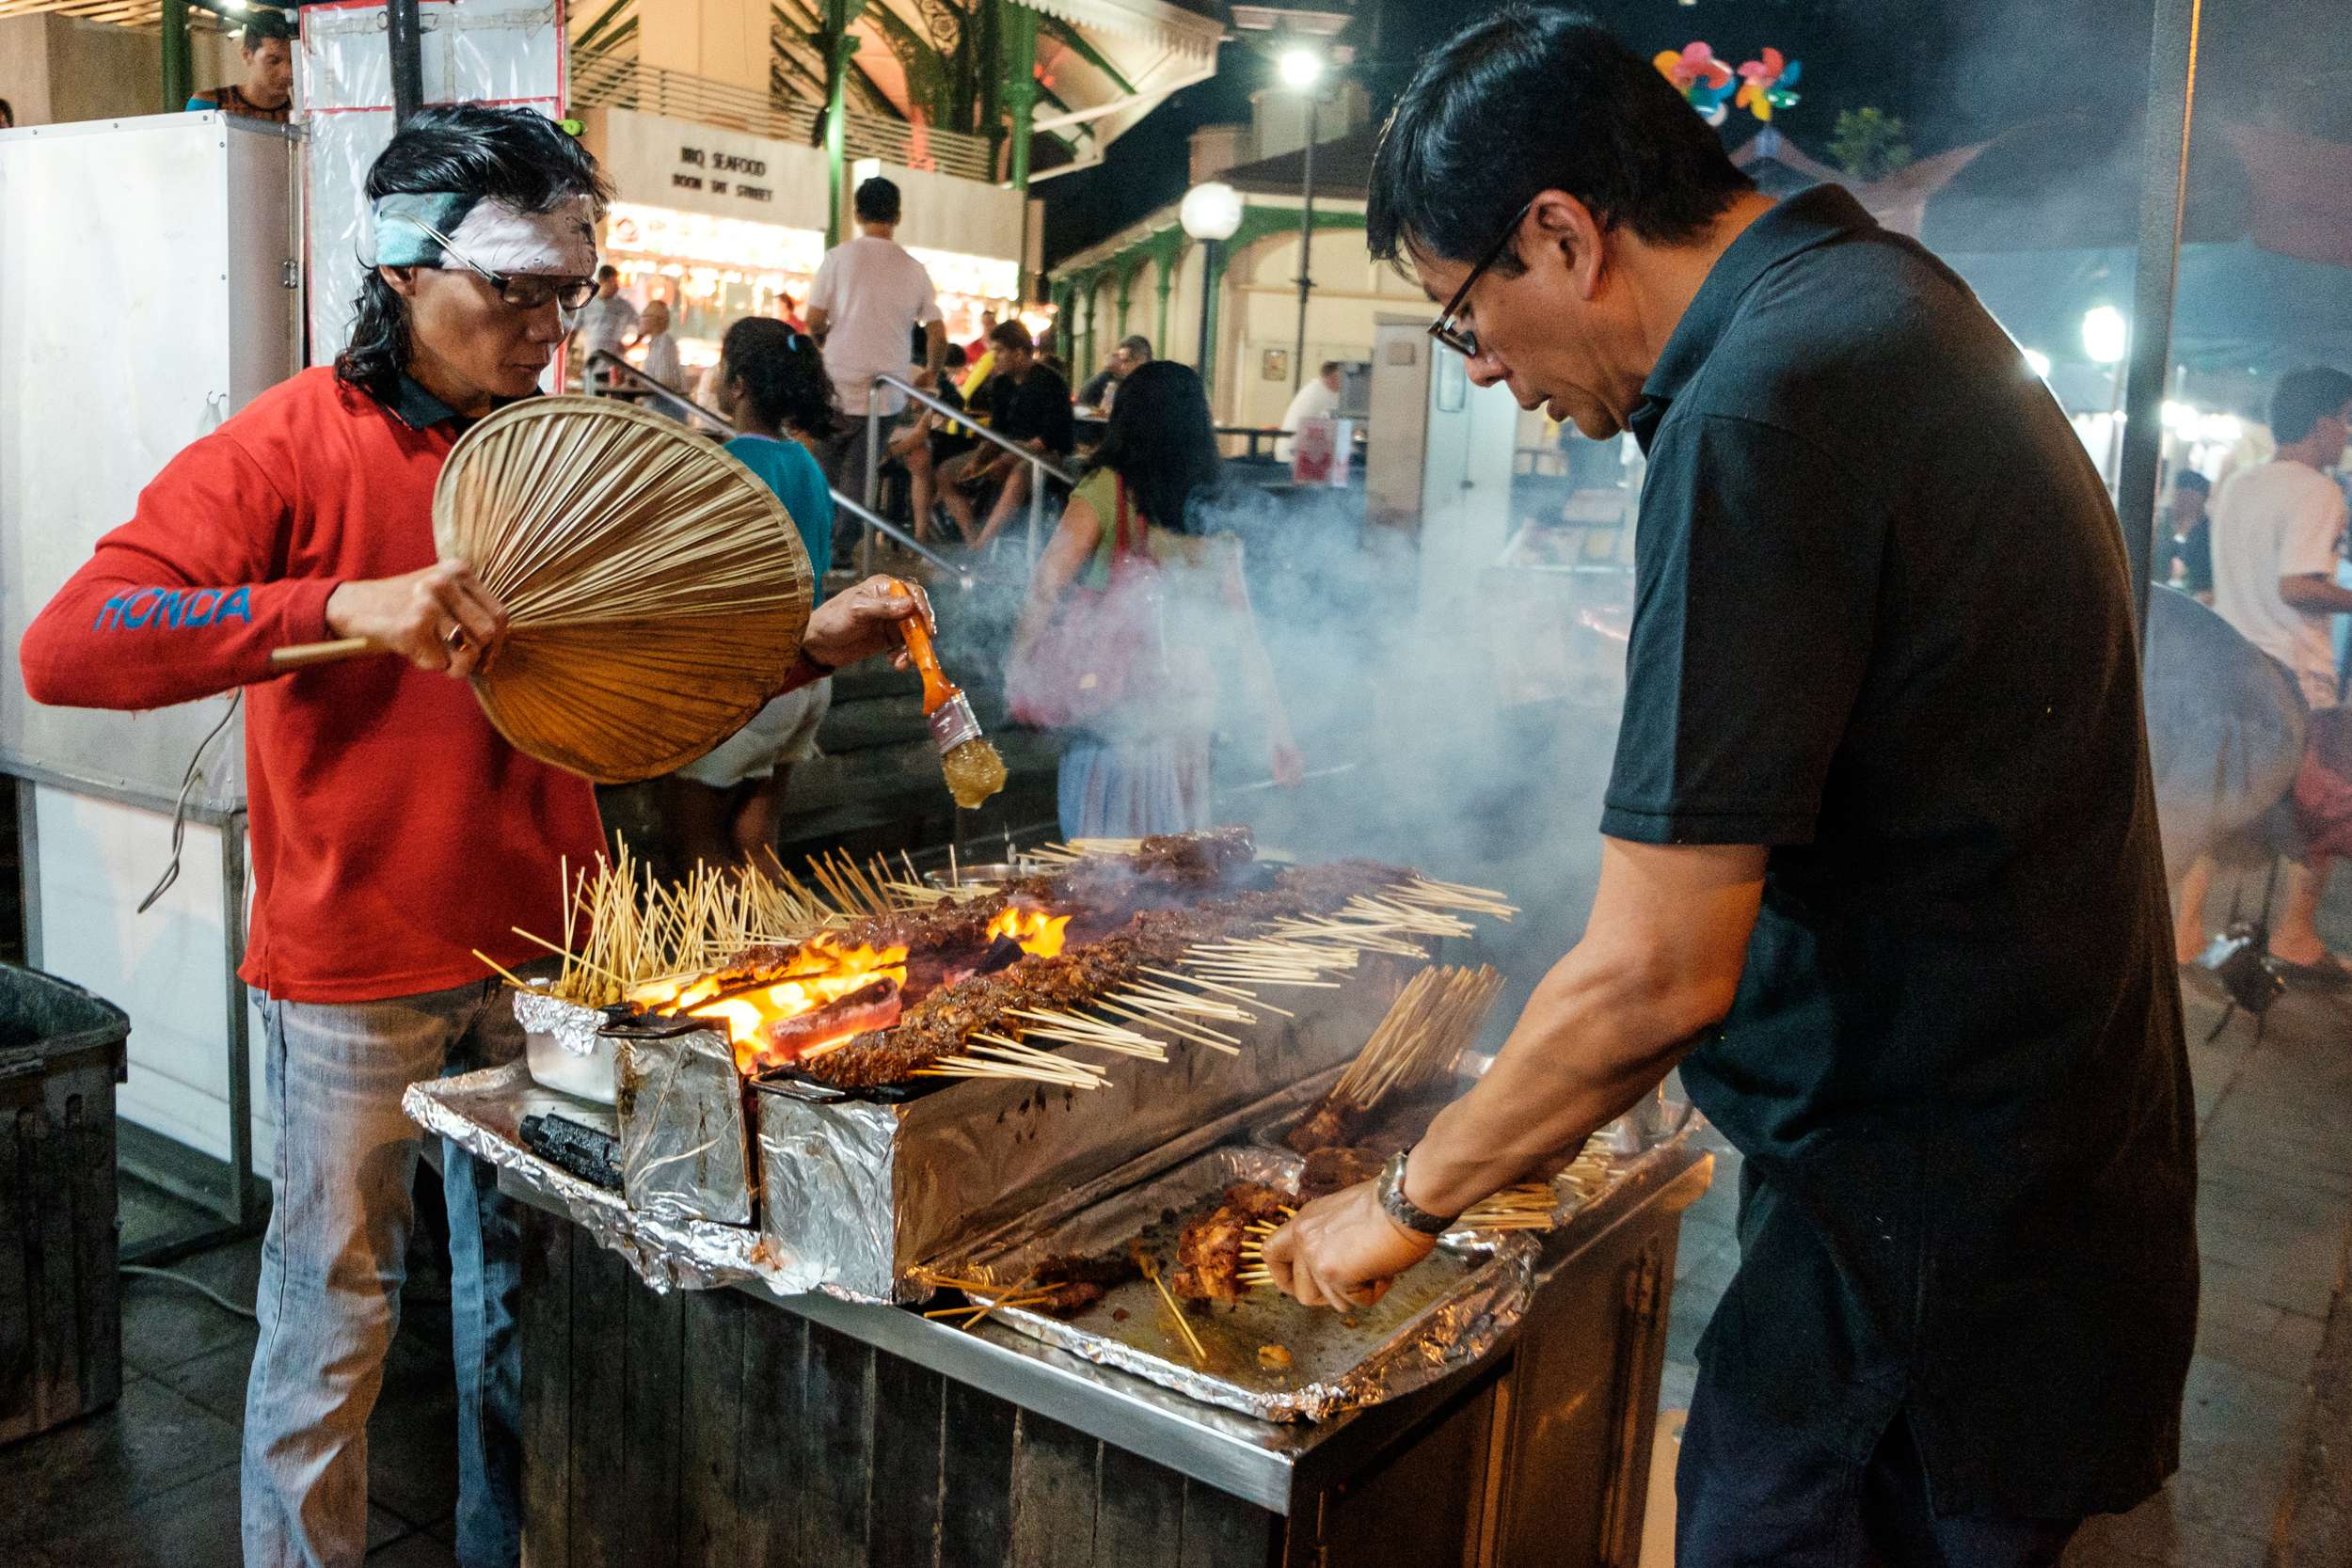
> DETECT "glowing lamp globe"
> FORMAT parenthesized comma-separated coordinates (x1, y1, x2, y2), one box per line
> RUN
(1181, 182, 1245, 244)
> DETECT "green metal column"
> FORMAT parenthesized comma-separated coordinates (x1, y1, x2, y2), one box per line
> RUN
(1151, 230, 1184, 356)
(1002, 2, 1041, 304)
(1114, 263, 1134, 342)
(1051, 279, 1074, 362)
(823, 0, 866, 248)
(1200, 244, 1231, 416)
(161, 0, 192, 114)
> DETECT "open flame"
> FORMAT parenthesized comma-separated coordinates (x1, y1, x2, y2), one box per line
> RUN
(628, 933, 910, 1071)
(988, 906, 1071, 958)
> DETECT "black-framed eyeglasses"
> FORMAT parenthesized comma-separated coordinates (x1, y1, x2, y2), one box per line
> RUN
(1427, 198, 1535, 359)
(397, 214, 597, 312)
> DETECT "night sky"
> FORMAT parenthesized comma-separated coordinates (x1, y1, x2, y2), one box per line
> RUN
(1041, 0, 2352, 272)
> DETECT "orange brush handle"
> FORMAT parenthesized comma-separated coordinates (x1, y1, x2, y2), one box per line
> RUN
(889, 579, 958, 715)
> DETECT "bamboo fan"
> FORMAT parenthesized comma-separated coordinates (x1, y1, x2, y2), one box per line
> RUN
(434, 397, 814, 782)
(272, 398, 814, 782)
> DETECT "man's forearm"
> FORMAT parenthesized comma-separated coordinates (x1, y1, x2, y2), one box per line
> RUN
(1403, 959, 1714, 1216)
(2280, 574, 2352, 614)
(1402, 839, 1765, 1219)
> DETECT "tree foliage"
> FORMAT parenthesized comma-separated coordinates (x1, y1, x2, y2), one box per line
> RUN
(1830, 106, 1915, 182)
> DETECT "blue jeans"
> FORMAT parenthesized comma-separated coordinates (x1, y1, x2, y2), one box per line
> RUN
(1677, 1368, 2080, 1568)
(241, 976, 526, 1568)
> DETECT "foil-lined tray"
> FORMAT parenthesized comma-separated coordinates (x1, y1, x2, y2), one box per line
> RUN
(947, 1146, 1538, 1424)
(405, 1064, 791, 1298)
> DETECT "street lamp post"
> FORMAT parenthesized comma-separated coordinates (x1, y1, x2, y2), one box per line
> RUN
(1180, 182, 1244, 407)
(1281, 47, 1323, 393)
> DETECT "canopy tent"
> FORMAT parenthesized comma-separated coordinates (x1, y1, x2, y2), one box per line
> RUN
(1940, 241, 2352, 380)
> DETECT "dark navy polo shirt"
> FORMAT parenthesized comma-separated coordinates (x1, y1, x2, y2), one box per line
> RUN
(1613, 183, 2197, 1518)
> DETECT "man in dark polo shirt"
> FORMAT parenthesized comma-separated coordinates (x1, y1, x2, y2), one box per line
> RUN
(1262, 10, 2197, 1562)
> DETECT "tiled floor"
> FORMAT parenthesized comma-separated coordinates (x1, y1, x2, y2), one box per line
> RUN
(3, 1173, 463, 1567)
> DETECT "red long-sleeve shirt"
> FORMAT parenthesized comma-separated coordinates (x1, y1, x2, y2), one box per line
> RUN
(20, 368, 608, 1003)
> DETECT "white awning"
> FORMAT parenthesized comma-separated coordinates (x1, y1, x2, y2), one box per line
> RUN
(1015, 0, 1222, 59)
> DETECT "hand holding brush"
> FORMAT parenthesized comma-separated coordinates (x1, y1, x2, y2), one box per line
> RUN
(889, 578, 1007, 809)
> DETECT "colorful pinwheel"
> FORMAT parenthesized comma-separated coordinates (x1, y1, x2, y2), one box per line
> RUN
(1735, 49, 1803, 122)
(1654, 42, 1735, 125)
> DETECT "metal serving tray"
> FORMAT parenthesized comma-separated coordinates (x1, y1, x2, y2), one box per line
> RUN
(950, 1146, 1538, 1423)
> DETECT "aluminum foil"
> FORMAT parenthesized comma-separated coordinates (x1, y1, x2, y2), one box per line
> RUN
(404, 1065, 787, 1296)
(753, 952, 1422, 1304)
(613, 1022, 754, 1227)
(514, 985, 603, 1057)
(953, 1146, 1539, 1423)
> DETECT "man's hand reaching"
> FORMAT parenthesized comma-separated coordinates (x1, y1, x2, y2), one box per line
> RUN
(1261, 1181, 1435, 1310)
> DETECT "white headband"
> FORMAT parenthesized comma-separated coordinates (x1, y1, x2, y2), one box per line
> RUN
(366, 192, 597, 276)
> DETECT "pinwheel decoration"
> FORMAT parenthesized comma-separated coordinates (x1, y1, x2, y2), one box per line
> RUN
(1736, 49, 1803, 122)
(1654, 42, 1735, 125)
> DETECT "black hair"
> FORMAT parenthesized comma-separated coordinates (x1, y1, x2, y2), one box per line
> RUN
(723, 317, 836, 438)
(991, 319, 1033, 354)
(596, 262, 619, 280)
(0, 99, 13, 130)
(854, 176, 901, 225)
(241, 9, 292, 46)
(2171, 469, 2210, 495)
(1319, 360, 1343, 377)
(944, 342, 968, 370)
(1088, 361, 1221, 537)
(1367, 6, 1754, 272)
(337, 104, 611, 402)
(2270, 367, 2352, 447)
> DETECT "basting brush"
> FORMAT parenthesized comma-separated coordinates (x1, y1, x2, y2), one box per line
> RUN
(889, 579, 1007, 810)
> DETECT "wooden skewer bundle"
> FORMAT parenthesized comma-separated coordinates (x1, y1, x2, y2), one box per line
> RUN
(1330, 964, 1506, 1112)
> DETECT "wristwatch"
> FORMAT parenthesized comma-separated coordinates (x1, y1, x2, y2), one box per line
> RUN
(1377, 1148, 1456, 1236)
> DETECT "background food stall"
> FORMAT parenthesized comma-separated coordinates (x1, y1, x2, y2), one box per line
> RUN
(579, 104, 1026, 386)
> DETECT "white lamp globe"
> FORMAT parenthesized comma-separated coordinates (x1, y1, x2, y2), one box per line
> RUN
(2082, 306, 2128, 366)
(1279, 48, 1323, 87)
(1180, 182, 1245, 243)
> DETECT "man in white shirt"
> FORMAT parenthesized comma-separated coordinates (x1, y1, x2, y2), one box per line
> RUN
(807, 176, 946, 417)
(1274, 359, 1343, 460)
(806, 177, 947, 559)
(2190, 365, 2352, 979)
(575, 264, 639, 390)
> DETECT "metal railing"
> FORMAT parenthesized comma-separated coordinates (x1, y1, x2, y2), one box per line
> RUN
(586, 352, 972, 586)
(867, 372, 1078, 574)
(569, 58, 995, 182)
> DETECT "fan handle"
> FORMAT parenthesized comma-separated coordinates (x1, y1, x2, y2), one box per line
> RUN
(268, 638, 374, 671)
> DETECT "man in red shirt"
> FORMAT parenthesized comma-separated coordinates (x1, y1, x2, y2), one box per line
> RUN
(21, 105, 924, 1568)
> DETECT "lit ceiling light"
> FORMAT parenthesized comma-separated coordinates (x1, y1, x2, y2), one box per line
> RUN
(2082, 306, 2127, 366)
(1280, 49, 1323, 87)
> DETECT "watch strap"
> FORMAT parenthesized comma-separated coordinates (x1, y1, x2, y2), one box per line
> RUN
(1378, 1148, 1456, 1236)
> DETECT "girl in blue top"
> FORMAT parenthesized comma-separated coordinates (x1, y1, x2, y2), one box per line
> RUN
(665, 317, 839, 871)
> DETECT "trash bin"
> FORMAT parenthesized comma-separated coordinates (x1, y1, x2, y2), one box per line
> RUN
(0, 964, 130, 1446)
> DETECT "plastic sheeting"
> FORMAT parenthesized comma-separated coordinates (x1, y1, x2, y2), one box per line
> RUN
(299, 0, 566, 367)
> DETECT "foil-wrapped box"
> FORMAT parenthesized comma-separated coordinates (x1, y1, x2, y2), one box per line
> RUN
(755, 950, 1425, 1301)
(612, 1016, 755, 1227)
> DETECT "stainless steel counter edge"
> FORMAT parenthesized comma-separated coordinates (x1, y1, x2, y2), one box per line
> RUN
(499, 1133, 1710, 1514)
